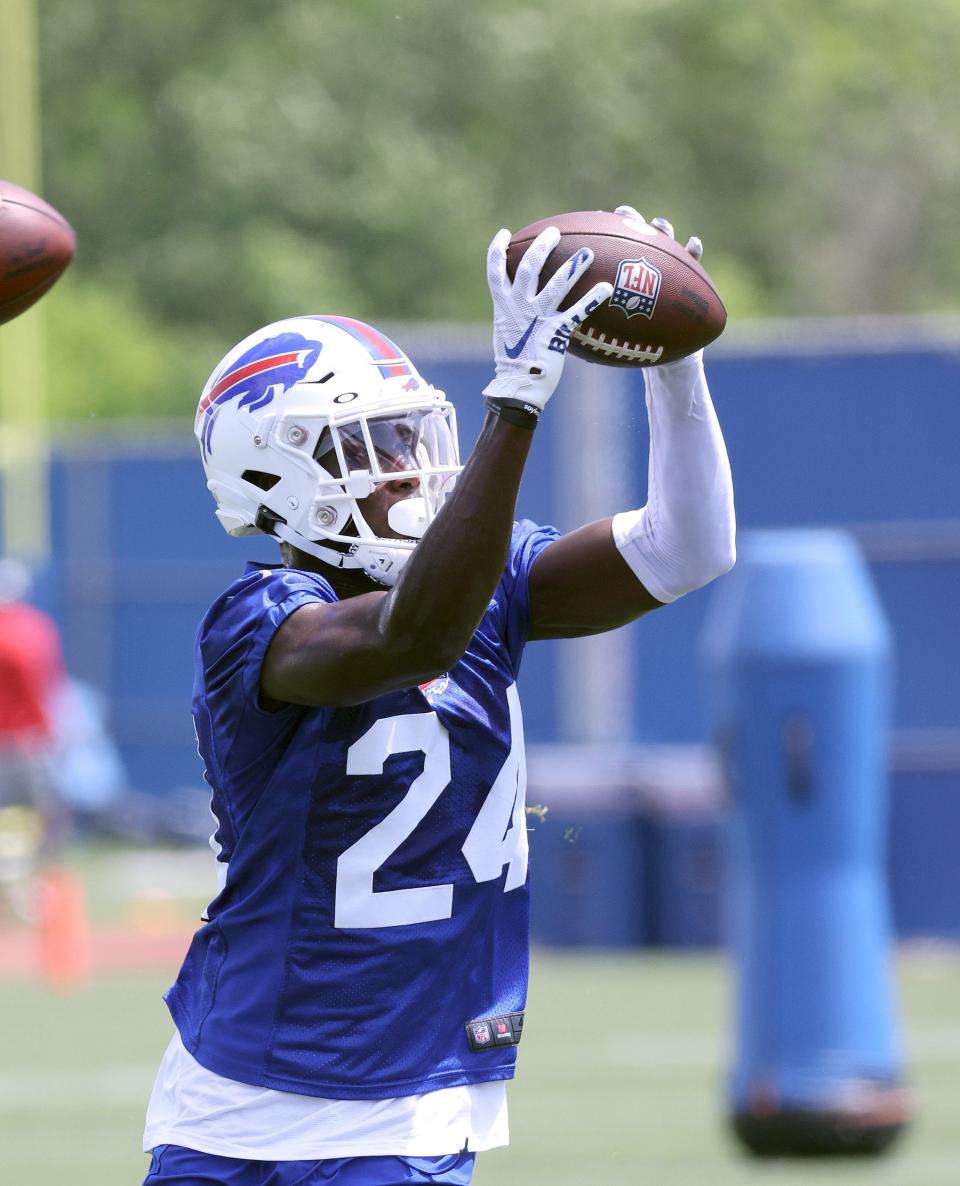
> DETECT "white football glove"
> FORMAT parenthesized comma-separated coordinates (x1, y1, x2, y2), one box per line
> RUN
(614, 204, 703, 262)
(484, 226, 612, 418)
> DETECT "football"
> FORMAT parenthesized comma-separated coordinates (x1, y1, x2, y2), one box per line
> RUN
(506, 209, 726, 367)
(0, 179, 76, 325)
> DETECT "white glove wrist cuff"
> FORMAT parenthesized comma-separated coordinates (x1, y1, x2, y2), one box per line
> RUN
(484, 367, 562, 416)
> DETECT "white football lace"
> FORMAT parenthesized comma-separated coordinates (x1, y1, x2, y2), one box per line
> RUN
(571, 326, 664, 364)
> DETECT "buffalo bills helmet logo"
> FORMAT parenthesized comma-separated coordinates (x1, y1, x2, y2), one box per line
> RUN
(197, 332, 322, 456)
(610, 257, 662, 319)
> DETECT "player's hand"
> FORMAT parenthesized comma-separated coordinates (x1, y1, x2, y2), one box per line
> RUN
(614, 204, 703, 262)
(483, 227, 612, 417)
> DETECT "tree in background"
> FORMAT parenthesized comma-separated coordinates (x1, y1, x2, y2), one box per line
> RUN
(35, 0, 960, 419)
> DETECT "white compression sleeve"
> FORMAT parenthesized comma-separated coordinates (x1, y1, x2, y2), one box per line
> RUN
(612, 350, 736, 604)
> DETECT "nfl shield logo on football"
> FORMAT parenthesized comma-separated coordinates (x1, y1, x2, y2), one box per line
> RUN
(472, 1022, 492, 1046)
(611, 257, 662, 319)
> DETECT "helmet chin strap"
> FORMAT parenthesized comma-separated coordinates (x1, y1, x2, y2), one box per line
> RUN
(270, 519, 411, 588)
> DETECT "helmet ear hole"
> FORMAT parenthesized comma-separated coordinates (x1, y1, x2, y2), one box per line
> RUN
(242, 469, 281, 492)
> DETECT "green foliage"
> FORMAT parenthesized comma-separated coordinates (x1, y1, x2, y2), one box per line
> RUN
(42, 275, 219, 422)
(31, 0, 960, 417)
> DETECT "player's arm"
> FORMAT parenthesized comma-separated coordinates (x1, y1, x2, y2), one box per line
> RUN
(261, 415, 532, 706)
(261, 229, 612, 708)
(526, 517, 664, 639)
(528, 217, 735, 640)
(529, 347, 735, 639)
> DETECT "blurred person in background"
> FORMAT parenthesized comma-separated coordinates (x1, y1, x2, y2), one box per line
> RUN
(0, 558, 71, 889)
(49, 674, 129, 834)
(141, 212, 736, 1186)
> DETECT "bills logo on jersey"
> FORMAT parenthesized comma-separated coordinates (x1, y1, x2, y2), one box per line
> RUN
(610, 257, 662, 319)
(418, 674, 450, 702)
(197, 332, 322, 456)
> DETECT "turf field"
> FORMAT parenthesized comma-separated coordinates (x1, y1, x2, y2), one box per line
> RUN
(1, 848, 958, 1185)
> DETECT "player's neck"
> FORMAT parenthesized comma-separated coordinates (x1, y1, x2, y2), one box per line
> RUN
(279, 545, 382, 600)
(321, 566, 385, 600)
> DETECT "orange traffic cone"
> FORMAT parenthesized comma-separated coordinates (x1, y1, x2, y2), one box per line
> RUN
(37, 866, 91, 989)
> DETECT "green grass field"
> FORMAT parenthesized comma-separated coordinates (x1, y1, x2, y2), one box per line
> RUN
(1, 849, 958, 1185)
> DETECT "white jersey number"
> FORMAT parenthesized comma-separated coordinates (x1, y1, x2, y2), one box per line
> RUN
(334, 684, 528, 928)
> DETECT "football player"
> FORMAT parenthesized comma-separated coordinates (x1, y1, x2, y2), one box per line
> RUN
(142, 212, 735, 1186)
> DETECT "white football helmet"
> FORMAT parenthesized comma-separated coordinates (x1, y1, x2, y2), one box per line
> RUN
(196, 315, 461, 586)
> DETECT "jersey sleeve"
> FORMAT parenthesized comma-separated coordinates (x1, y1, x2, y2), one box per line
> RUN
(199, 566, 336, 712)
(194, 566, 337, 805)
(496, 519, 561, 672)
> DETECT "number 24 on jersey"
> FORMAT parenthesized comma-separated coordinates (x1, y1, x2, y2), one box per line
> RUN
(335, 684, 528, 929)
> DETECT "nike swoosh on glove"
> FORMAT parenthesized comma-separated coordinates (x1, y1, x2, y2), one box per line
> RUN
(484, 226, 612, 416)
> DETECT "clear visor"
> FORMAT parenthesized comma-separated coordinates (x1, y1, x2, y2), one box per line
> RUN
(312, 408, 460, 539)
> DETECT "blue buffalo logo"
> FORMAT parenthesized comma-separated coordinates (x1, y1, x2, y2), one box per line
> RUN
(197, 332, 322, 456)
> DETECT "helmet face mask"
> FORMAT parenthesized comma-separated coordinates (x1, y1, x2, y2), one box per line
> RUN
(305, 406, 460, 550)
(196, 316, 462, 586)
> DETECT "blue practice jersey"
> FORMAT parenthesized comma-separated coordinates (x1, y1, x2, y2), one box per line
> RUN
(165, 520, 558, 1100)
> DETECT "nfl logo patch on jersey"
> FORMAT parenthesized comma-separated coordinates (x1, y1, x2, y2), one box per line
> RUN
(465, 1010, 524, 1052)
(471, 1022, 493, 1047)
(610, 257, 662, 319)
